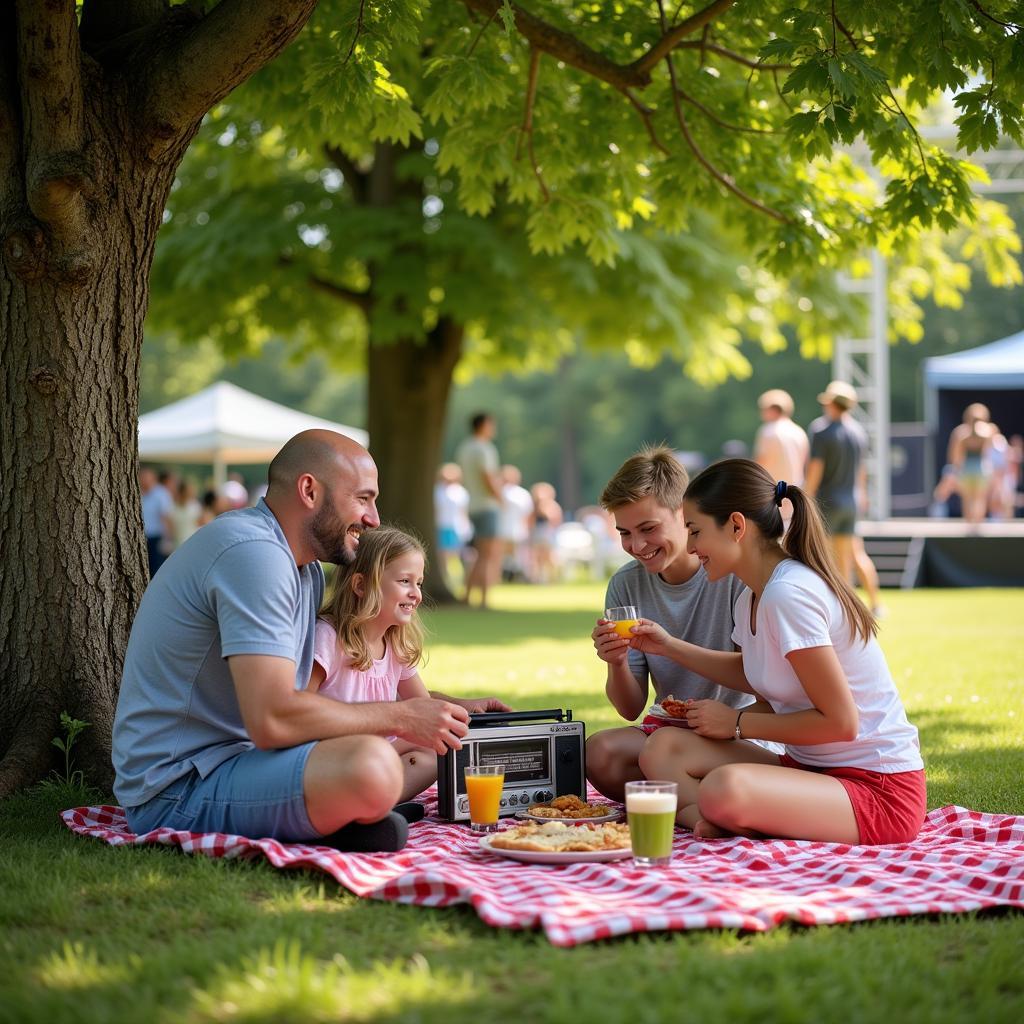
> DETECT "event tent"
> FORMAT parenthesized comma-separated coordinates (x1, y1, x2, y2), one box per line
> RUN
(138, 382, 369, 485)
(923, 330, 1024, 474)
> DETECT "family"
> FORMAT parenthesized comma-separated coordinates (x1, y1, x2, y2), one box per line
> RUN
(112, 430, 925, 853)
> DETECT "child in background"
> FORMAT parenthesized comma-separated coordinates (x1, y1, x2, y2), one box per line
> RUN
(311, 527, 510, 804)
(635, 459, 925, 845)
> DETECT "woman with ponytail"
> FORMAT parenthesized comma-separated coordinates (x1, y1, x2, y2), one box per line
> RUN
(632, 459, 925, 845)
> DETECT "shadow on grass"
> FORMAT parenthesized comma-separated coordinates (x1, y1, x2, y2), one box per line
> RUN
(913, 709, 1024, 815)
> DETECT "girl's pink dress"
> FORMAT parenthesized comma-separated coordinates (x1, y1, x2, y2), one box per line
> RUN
(312, 619, 417, 707)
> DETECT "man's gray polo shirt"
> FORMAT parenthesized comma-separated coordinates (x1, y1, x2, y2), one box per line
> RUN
(112, 499, 325, 808)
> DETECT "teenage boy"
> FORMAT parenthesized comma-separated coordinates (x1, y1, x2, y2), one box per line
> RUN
(587, 445, 771, 801)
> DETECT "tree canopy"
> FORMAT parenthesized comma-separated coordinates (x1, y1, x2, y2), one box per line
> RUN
(149, 1, 1022, 598)
(155, 0, 1024, 357)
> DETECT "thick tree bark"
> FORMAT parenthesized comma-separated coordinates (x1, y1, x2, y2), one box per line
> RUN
(367, 320, 464, 604)
(0, 0, 319, 796)
(0, 87, 179, 796)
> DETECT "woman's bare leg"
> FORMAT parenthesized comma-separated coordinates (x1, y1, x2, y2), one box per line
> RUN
(696, 762, 859, 843)
(585, 727, 648, 801)
(638, 727, 779, 829)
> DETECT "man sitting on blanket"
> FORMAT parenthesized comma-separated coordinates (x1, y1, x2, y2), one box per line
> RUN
(587, 445, 778, 800)
(112, 430, 504, 853)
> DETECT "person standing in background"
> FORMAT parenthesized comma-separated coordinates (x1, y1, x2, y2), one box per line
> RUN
(433, 463, 471, 591)
(168, 478, 202, 551)
(529, 481, 564, 584)
(804, 381, 882, 615)
(499, 465, 534, 582)
(753, 389, 809, 524)
(455, 413, 504, 608)
(139, 466, 174, 577)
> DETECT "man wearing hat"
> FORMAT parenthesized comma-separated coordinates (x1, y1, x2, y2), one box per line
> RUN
(805, 381, 882, 613)
(753, 389, 809, 522)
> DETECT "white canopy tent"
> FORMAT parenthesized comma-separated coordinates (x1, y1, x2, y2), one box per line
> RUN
(138, 382, 369, 487)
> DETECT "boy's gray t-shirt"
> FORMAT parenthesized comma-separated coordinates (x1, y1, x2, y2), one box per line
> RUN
(112, 500, 325, 808)
(605, 561, 750, 714)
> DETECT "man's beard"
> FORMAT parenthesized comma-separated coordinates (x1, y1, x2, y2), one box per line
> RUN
(308, 487, 357, 566)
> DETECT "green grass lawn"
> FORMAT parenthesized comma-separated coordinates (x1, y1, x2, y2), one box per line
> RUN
(2, 584, 1023, 1024)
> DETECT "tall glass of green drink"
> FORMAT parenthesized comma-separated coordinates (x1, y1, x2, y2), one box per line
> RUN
(625, 780, 677, 867)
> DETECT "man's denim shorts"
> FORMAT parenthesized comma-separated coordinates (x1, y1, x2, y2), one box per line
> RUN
(125, 742, 322, 841)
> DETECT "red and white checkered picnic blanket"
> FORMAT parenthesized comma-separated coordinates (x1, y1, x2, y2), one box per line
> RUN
(61, 791, 1024, 947)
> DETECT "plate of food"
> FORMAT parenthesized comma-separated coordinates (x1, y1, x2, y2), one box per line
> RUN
(480, 820, 633, 864)
(517, 793, 623, 823)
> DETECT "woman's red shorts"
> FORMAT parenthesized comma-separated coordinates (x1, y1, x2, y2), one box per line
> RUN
(779, 753, 927, 845)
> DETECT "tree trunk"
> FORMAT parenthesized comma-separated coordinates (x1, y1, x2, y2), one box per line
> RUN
(367, 319, 464, 603)
(0, 96, 184, 797)
(0, 0, 318, 797)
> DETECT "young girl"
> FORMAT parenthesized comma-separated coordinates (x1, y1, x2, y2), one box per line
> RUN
(311, 526, 509, 803)
(633, 459, 926, 845)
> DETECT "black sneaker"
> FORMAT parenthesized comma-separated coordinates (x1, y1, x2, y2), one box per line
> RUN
(392, 801, 426, 824)
(319, 810, 408, 852)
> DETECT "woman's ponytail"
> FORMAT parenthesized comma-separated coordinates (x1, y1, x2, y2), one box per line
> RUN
(783, 486, 876, 643)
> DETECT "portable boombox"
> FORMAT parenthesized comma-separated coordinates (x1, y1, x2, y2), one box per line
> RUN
(437, 709, 586, 822)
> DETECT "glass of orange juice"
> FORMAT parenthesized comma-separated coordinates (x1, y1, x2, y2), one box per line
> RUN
(464, 764, 505, 832)
(606, 605, 639, 639)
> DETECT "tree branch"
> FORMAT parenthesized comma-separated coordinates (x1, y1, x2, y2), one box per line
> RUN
(141, 0, 318, 158)
(630, 0, 735, 77)
(516, 48, 549, 200)
(673, 40, 792, 71)
(323, 142, 368, 205)
(307, 273, 374, 312)
(651, 2, 789, 227)
(80, 0, 167, 51)
(15, 0, 94, 267)
(676, 86, 775, 134)
(460, 0, 656, 89)
(343, 0, 366, 66)
(621, 89, 671, 156)
(466, 8, 498, 57)
(278, 252, 374, 312)
(968, 0, 1019, 31)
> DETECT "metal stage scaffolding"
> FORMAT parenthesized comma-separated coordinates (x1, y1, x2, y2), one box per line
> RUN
(835, 134, 1024, 520)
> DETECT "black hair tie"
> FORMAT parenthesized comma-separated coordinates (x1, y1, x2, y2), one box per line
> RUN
(774, 480, 788, 506)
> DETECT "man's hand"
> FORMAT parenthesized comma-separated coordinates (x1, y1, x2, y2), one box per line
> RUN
(393, 697, 470, 754)
(683, 699, 738, 740)
(592, 618, 631, 666)
(453, 696, 513, 715)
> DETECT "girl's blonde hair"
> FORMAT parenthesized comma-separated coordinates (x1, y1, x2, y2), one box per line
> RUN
(319, 526, 426, 671)
(685, 459, 876, 644)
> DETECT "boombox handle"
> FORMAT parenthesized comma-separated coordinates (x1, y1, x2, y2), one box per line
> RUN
(467, 708, 571, 727)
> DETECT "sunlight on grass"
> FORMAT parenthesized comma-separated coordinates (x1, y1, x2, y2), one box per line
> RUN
(190, 941, 475, 1023)
(37, 941, 134, 990)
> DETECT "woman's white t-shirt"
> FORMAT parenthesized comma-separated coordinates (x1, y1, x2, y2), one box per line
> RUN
(732, 560, 922, 773)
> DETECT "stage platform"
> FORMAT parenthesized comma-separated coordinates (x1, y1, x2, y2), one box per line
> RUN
(858, 519, 1024, 588)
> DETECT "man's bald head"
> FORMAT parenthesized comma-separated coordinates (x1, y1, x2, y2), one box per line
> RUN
(266, 430, 380, 565)
(267, 430, 368, 496)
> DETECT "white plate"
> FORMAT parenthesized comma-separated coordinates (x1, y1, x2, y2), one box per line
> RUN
(515, 806, 624, 824)
(479, 834, 632, 864)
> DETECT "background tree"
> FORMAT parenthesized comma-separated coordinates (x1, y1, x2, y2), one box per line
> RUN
(0, 1, 320, 796)
(151, 0, 1021, 593)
